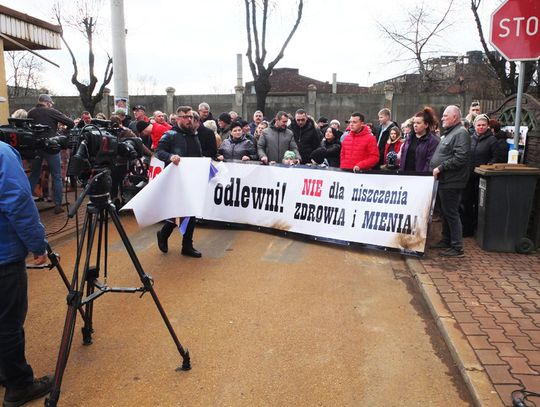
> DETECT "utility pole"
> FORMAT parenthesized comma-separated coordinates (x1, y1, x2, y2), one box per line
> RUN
(110, 0, 129, 108)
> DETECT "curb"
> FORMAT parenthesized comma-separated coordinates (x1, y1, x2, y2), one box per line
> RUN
(405, 258, 504, 407)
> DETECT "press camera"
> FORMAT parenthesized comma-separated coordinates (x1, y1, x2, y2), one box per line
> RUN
(0, 118, 68, 159)
(68, 119, 144, 177)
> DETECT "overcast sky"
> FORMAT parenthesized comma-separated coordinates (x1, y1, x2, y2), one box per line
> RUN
(3, 0, 499, 96)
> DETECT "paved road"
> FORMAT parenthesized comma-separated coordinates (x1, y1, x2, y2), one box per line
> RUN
(13, 216, 473, 406)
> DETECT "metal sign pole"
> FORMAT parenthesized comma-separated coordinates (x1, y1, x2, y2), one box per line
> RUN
(513, 61, 525, 156)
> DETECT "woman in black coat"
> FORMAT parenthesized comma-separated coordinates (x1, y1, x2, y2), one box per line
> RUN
(309, 127, 341, 167)
(461, 114, 505, 236)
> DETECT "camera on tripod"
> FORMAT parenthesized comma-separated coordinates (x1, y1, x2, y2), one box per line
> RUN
(0, 118, 69, 160)
(68, 119, 144, 177)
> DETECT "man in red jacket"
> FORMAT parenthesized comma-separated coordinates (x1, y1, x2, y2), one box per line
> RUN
(340, 112, 379, 171)
(150, 110, 172, 150)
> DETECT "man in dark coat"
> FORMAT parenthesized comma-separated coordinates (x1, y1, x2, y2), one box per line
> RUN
(193, 111, 217, 159)
(429, 105, 471, 258)
(27, 94, 75, 214)
(155, 106, 203, 258)
(289, 109, 321, 164)
(374, 108, 398, 168)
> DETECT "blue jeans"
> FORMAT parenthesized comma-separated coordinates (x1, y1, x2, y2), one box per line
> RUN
(439, 188, 464, 251)
(28, 153, 63, 206)
(0, 260, 34, 387)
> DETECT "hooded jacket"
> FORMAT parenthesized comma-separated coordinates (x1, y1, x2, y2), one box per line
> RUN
(339, 125, 379, 170)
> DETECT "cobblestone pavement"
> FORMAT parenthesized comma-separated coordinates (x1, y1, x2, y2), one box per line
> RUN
(412, 236, 540, 407)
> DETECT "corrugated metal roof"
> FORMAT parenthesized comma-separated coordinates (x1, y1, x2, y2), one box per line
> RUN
(0, 5, 61, 50)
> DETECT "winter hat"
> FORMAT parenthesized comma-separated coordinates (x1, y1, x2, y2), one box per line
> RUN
(283, 150, 296, 160)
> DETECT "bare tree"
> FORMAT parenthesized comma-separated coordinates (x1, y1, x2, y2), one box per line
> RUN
(5, 51, 44, 97)
(378, 1, 454, 82)
(471, 0, 537, 97)
(133, 74, 158, 96)
(53, 0, 113, 115)
(244, 0, 303, 113)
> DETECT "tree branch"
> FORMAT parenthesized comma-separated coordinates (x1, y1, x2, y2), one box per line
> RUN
(268, 0, 303, 71)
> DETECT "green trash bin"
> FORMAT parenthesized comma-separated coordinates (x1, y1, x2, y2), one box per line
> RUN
(475, 165, 540, 253)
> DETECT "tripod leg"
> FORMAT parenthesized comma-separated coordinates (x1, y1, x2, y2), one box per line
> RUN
(46, 205, 101, 407)
(81, 206, 103, 345)
(107, 204, 191, 371)
(46, 244, 87, 321)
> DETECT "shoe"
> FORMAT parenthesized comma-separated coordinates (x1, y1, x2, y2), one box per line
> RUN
(3, 374, 54, 407)
(53, 205, 63, 214)
(181, 247, 202, 258)
(430, 240, 451, 249)
(440, 248, 465, 258)
(157, 230, 168, 253)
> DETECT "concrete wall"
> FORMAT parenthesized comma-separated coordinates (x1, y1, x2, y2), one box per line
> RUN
(9, 89, 505, 129)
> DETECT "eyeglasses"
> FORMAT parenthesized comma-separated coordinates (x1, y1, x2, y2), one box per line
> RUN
(178, 115, 193, 120)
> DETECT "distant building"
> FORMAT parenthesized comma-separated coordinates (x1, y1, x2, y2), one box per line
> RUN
(245, 68, 369, 95)
(371, 51, 504, 99)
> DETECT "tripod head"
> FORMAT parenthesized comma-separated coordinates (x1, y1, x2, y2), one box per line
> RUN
(68, 169, 112, 217)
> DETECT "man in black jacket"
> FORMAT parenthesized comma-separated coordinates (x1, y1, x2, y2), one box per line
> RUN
(289, 109, 321, 164)
(155, 106, 203, 258)
(27, 94, 75, 214)
(193, 111, 217, 159)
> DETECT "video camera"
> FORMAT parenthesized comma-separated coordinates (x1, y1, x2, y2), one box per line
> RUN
(68, 119, 144, 177)
(0, 118, 69, 160)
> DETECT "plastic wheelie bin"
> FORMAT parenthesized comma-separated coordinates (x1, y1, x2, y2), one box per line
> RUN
(475, 164, 540, 253)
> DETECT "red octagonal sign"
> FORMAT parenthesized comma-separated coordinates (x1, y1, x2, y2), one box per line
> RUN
(490, 0, 540, 61)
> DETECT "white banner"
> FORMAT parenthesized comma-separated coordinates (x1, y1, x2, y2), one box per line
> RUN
(122, 157, 211, 227)
(203, 163, 435, 254)
(125, 159, 436, 254)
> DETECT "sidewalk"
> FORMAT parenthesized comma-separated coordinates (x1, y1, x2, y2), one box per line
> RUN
(409, 236, 540, 407)
(38, 205, 540, 407)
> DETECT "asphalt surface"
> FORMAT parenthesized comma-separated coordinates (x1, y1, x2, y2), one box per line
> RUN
(5, 216, 473, 406)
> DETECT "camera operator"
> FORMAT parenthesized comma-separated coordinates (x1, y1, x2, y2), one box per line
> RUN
(27, 94, 75, 214)
(0, 141, 53, 406)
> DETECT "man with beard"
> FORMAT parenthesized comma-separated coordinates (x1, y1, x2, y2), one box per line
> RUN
(257, 111, 301, 165)
(155, 106, 203, 258)
(289, 109, 321, 164)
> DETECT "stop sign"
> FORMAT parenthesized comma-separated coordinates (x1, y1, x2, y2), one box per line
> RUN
(490, 0, 540, 61)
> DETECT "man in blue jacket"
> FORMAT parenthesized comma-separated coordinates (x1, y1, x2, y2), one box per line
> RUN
(0, 141, 53, 406)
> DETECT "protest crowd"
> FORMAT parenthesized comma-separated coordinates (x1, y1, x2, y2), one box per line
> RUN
(10, 95, 514, 260)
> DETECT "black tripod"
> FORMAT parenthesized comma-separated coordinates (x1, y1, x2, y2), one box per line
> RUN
(45, 170, 191, 407)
